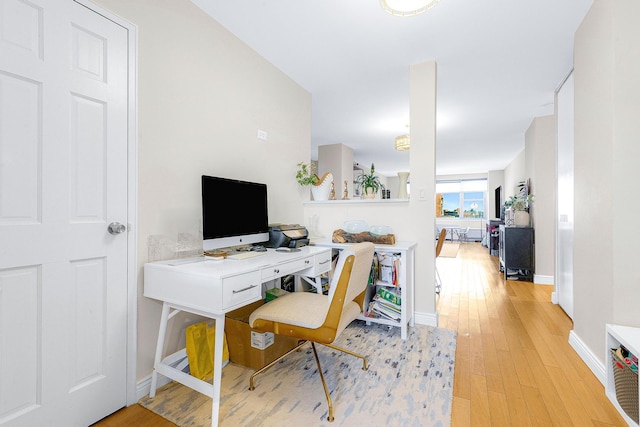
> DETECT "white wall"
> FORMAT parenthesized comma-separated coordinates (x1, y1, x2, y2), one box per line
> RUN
(503, 150, 526, 198)
(95, 0, 312, 381)
(525, 115, 556, 282)
(573, 0, 640, 364)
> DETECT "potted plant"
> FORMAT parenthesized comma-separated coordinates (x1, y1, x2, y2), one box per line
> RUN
(296, 162, 333, 201)
(355, 163, 382, 199)
(504, 194, 534, 226)
(295, 162, 319, 186)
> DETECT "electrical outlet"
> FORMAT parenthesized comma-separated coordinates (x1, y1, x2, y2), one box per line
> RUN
(257, 130, 268, 141)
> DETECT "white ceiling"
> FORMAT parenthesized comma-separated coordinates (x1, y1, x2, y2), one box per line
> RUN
(191, 0, 592, 177)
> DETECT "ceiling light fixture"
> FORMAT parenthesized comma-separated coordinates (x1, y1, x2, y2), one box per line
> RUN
(379, 0, 440, 17)
(395, 134, 410, 151)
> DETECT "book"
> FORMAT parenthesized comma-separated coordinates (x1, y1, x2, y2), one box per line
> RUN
(367, 295, 401, 321)
(373, 302, 401, 320)
(378, 287, 401, 305)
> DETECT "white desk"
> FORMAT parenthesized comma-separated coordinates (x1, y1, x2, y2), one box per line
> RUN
(312, 239, 416, 339)
(143, 246, 332, 426)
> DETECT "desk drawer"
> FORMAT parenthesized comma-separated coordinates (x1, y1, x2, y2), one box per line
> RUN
(222, 271, 262, 310)
(296, 249, 332, 277)
(314, 250, 332, 275)
(261, 257, 311, 282)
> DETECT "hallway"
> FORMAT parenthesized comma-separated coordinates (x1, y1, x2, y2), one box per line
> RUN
(439, 242, 626, 426)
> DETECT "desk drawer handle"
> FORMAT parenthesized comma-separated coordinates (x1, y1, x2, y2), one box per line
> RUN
(233, 284, 258, 294)
(305, 260, 310, 264)
(319, 260, 330, 265)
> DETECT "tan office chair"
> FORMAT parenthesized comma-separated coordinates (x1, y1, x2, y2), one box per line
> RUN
(248, 242, 375, 422)
(435, 228, 447, 294)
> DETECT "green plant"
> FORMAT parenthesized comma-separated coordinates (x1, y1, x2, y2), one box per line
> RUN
(505, 194, 534, 211)
(295, 162, 319, 186)
(355, 163, 382, 195)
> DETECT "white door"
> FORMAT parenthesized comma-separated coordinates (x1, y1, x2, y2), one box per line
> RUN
(0, 0, 129, 425)
(556, 71, 574, 319)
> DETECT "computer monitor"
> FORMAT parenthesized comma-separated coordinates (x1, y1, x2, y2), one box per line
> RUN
(201, 175, 269, 251)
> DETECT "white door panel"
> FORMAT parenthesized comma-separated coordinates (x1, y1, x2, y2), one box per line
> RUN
(0, 0, 129, 425)
(556, 71, 574, 319)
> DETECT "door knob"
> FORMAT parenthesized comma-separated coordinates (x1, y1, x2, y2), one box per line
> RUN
(108, 222, 127, 235)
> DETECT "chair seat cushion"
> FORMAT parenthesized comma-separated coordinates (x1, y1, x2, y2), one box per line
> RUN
(249, 292, 361, 335)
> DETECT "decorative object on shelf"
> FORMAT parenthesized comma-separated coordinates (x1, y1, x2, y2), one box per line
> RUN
(332, 229, 396, 245)
(369, 225, 393, 237)
(397, 171, 410, 199)
(343, 220, 370, 233)
(514, 211, 530, 227)
(394, 134, 410, 151)
(380, 0, 440, 17)
(329, 181, 336, 200)
(355, 163, 382, 199)
(342, 180, 349, 200)
(295, 162, 334, 201)
(504, 193, 534, 227)
(310, 172, 333, 201)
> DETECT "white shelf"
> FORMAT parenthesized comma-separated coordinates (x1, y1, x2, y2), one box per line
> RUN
(312, 239, 416, 339)
(606, 324, 640, 427)
(303, 198, 409, 205)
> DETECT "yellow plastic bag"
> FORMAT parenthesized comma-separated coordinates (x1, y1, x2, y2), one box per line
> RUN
(185, 322, 229, 380)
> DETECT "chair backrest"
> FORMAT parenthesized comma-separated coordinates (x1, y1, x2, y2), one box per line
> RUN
(435, 228, 447, 257)
(327, 242, 375, 309)
(249, 242, 375, 344)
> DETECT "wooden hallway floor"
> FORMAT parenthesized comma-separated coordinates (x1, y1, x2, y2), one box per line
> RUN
(440, 242, 626, 426)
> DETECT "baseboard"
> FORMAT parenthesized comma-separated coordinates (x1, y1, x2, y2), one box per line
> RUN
(568, 329, 606, 385)
(414, 311, 439, 327)
(534, 274, 554, 285)
(551, 291, 558, 304)
(136, 373, 172, 402)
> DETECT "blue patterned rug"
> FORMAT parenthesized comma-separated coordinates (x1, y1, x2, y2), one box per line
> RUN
(140, 321, 456, 427)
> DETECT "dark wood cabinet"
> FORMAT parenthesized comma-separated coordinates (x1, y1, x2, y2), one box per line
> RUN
(499, 225, 534, 281)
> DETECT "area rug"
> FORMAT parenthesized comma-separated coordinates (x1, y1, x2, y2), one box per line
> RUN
(439, 243, 459, 258)
(139, 321, 456, 427)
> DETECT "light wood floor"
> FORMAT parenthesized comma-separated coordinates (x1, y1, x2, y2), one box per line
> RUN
(96, 242, 627, 426)
(440, 242, 626, 426)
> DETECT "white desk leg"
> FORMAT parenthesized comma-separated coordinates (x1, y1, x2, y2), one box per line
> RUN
(211, 314, 224, 426)
(150, 301, 171, 398)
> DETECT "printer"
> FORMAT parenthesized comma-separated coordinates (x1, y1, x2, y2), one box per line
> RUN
(266, 223, 309, 248)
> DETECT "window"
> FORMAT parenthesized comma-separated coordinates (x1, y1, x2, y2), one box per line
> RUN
(436, 180, 487, 219)
(462, 191, 484, 218)
(440, 193, 460, 217)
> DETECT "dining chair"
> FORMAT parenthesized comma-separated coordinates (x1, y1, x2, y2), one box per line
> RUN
(435, 228, 447, 294)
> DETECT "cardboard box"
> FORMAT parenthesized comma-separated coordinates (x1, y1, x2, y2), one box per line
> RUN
(224, 300, 300, 371)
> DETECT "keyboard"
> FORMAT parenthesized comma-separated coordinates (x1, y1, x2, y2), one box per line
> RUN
(227, 251, 266, 260)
